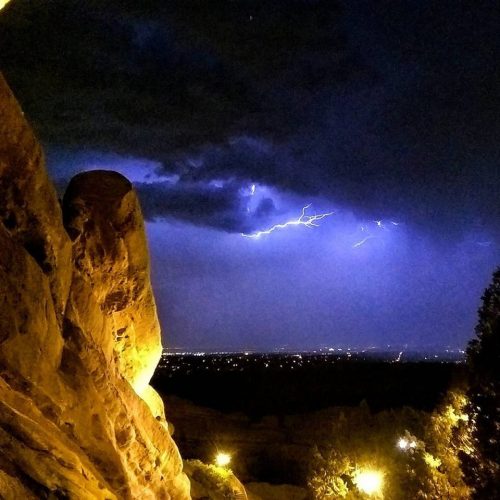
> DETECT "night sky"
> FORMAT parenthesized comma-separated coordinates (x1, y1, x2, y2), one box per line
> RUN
(1, 0, 499, 351)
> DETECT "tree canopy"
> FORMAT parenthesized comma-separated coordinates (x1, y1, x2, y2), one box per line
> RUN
(463, 268, 500, 497)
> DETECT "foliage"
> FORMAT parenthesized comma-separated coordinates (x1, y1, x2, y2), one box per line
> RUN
(308, 447, 352, 498)
(463, 268, 500, 498)
(423, 390, 471, 499)
(183, 459, 246, 499)
(308, 394, 470, 499)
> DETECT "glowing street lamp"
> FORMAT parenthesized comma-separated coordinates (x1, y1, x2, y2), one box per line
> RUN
(354, 469, 384, 496)
(397, 437, 417, 451)
(397, 437, 408, 449)
(214, 452, 231, 468)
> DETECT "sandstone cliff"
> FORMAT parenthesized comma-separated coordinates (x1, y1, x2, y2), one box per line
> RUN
(0, 74, 190, 498)
(63, 170, 162, 396)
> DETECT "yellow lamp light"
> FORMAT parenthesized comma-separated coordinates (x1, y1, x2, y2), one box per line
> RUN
(397, 437, 409, 449)
(397, 436, 417, 450)
(354, 469, 384, 496)
(215, 452, 231, 467)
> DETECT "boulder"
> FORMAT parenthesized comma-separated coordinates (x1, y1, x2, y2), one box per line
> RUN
(63, 170, 162, 396)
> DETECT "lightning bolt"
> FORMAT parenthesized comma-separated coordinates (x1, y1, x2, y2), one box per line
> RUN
(242, 204, 334, 238)
(352, 219, 402, 248)
(352, 235, 375, 248)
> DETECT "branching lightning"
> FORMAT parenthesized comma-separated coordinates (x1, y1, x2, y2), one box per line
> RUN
(352, 219, 402, 248)
(242, 204, 333, 238)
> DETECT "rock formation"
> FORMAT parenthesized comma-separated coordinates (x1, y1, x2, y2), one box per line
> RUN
(0, 74, 190, 498)
(0, 2, 9, 17)
(0, 74, 72, 325)
(63, 170, 162, 396)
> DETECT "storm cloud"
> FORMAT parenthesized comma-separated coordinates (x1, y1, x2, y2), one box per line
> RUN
(2, 0, 498, 235)
(1, 0, 499, 350)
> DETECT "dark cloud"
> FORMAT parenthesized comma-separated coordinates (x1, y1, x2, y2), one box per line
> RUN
(176, 137, 297, 190)
(1, 0, 499, 235)
(0, 0, 360, 154)
(135, 179, 277, 233)
(254, 198, 276, 218)
(135, 180, 241, 231)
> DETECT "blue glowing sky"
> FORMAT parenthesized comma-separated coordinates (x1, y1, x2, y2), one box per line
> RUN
(2, 0, 499, 350)
(44, 148, 498, 352)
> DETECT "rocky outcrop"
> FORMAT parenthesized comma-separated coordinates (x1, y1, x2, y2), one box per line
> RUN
(63, 170, 162, 396)
(0, 73, 72, 325)
(0, 74, 190, 498)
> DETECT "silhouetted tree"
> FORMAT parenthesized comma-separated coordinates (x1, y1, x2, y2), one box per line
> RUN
(462, 268, 500, 497)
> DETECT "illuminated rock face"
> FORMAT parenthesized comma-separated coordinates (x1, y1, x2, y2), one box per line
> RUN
(0, 75, 190, 499)
(0, 73, 72, 325)
(63, 170, 162, 395)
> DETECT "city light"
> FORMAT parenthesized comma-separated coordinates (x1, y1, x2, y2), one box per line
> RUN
(215, 452, 232, 467)
(354, 469, 384, 496)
